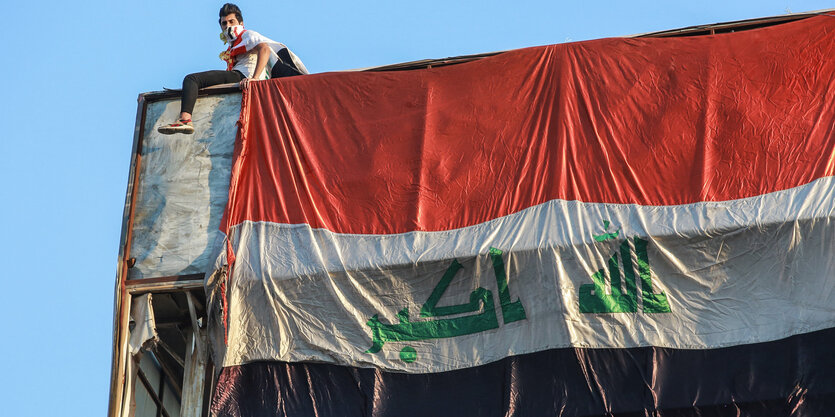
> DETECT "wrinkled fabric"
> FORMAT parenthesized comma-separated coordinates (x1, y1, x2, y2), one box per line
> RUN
(129, 293, 157, 355)
(222, 16, 835, 235)
(212, 327, 835, 416)
(209, 16, 835, 417)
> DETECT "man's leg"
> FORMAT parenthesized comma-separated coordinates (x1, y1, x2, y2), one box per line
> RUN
(180, 70, 245, 119)
(270, 49, 304, 78)
(160, 70, 244, 135)
(270, 63, 304, 78)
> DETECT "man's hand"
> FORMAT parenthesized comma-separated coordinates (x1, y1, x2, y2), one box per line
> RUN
(240, 78, 251, 89)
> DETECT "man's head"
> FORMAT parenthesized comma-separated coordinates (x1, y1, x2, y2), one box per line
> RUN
(219, 3, 243, 29)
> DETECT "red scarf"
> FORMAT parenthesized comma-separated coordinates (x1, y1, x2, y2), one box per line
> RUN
(223, 30, 248, 71)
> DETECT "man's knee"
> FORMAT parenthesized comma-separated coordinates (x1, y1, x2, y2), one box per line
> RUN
(183, 73, 201, 87)
(271, 64, 303, 79)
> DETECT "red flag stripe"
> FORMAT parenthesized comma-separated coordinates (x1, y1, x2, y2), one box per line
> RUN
(223, 16, 835, 235)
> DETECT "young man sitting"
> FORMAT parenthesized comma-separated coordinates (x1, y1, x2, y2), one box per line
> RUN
(159, 3, 308, 135)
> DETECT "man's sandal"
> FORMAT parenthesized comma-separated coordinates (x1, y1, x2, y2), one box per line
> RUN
(158, 119, 195, 135)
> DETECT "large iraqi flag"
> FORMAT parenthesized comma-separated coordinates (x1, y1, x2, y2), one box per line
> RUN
(208, 15, 835, 416)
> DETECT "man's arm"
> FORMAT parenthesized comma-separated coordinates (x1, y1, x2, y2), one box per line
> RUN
(240, 43, 272, 89)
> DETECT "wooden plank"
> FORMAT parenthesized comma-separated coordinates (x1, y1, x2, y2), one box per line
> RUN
(127, 279, 204, 294)
(109, 94, 148, 417)
(180, 327, 208, 417)
(185, 292, 204, 359)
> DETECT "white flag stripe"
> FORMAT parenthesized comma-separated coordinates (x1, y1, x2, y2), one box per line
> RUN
(228, 176, 835, 275)
(217, 177, 835, 372)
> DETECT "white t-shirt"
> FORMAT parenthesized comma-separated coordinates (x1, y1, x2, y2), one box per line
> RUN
(229, 30, 309, 79)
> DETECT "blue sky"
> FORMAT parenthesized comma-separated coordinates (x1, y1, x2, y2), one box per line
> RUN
(0, 1, 831, 415)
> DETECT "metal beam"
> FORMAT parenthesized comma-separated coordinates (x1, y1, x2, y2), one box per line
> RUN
(136, 367, 173, 417)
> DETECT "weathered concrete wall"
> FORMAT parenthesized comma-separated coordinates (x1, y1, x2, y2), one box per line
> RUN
(129, 94, 240, 279)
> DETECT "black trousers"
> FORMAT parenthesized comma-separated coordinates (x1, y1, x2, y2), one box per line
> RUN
(272, 48, 305, 78)
(180, 49, 305, 114)
(180, 70, 245, 115)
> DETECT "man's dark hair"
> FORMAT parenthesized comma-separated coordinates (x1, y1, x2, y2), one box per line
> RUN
(219, 3, 243, 24)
